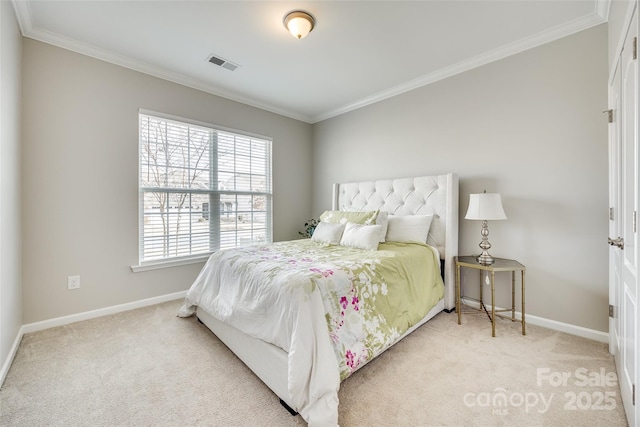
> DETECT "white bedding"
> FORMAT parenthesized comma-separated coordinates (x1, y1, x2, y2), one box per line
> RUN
(178, 239, 444, 426)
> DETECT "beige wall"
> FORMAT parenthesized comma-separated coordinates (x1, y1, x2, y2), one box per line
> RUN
(0, 2, 23, 374)
(312, 25, 609, 332)
(21, 39, 313, 323)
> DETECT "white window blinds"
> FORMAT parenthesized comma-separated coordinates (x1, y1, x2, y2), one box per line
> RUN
(139, 112, 272, 264)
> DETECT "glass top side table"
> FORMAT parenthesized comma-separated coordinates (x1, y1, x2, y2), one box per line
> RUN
(455, 256, 526, 337)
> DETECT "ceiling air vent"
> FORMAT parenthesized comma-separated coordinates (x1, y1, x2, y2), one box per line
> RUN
(207, 54, 239, 71)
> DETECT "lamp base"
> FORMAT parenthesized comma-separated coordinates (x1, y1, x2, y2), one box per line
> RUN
(476, 251, 495, 265)
(476, 220, 495, 265)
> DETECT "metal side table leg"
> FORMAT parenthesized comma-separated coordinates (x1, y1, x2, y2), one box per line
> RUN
(456, 263, 461, 325)
(522, 270, 526, 335)
(491, 271, 496, 337)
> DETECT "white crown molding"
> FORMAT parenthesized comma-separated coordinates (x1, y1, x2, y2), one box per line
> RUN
(595, 0, 612, 21)
(12, 1, 609, 124)
(312, 10, 608, 123)
(12, 1, 313, 123)
(11, 0, 31, 35)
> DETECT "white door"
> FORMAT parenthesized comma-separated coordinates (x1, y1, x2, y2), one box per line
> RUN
(609, 44, 622, 369)
(609, 6, 637, 427)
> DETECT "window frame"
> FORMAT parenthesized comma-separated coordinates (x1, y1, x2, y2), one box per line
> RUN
(132, 109, 273, 272)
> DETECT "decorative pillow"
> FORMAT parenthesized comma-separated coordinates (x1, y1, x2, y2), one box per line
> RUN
(319, 210, 379, 225)
(375, 211, 389, 243)
(341, 207, 389, 243)
(311, 222, 345, 245)
(339, 222, 382, 251)
(385, 214, 434, 243)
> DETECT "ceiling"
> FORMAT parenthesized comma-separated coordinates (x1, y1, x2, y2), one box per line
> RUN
(12, 1, 608, 123)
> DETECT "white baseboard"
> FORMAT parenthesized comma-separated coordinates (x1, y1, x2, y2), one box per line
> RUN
(524, 312, 609, 343)
(21, 291, 187, 334)
(0, 290, 187, 388)
(0, 325, 25, 388)
(460, 297, 609, 343)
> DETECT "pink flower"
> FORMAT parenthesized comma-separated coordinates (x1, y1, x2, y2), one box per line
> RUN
(340, 296, 348, 310)
(310, 267, 334, 278)
(345, 350, 355, 368)
(351, 296, 359, 311)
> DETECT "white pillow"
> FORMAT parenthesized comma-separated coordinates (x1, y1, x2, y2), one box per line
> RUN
(339, 223, 382, 251)
(385, 214, 433, 243)
(311, 222, 345, 245)
(342, 208, 388, 242)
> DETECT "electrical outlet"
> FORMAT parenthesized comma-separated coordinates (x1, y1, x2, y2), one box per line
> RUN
(67, 275, 80, 290)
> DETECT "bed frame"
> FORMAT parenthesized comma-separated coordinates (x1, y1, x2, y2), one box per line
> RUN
(196, 173, 459, 417)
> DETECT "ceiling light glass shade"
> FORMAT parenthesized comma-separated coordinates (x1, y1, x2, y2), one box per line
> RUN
(284, 11, 315, 39)
(465, 193, 507, 220)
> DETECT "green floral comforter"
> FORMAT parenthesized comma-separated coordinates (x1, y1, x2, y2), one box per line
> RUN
(179, 239, 444, 427)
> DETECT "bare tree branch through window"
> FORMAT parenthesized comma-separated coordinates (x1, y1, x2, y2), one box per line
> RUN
(139, 113, 272, 263)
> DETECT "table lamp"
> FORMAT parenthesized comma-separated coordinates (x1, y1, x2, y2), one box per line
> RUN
(465, 192, 507, 265)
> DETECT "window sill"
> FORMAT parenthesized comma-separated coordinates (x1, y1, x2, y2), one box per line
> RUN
(131, 254, 210, 272)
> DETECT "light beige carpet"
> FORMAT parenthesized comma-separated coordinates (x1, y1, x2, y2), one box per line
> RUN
(0, 300, 628, 427)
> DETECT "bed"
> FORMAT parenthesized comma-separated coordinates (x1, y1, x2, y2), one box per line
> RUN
(178, 173, 458, 427)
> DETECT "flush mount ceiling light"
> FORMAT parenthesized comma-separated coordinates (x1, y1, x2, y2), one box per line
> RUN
(283, 10, 315, 39)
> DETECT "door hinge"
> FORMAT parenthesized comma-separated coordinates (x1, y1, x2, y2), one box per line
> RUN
(634, 211, 637, 233)
(603, 109, 614, 123)
(633, 384, 635, 405)
(634, 36, 637, 60)
(610, 207, 614, 221)
(609, 304, 614, 318)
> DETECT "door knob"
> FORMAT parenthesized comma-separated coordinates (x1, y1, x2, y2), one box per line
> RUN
(608, 237, 625, 250)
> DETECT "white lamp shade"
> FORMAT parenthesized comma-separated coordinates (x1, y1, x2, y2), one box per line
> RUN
(465, 193, 507, 220)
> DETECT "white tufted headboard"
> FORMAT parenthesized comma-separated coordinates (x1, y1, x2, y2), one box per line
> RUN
(332, 173, 458, 310)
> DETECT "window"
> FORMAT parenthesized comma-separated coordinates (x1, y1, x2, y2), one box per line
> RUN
(138, 111, 272, 266)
